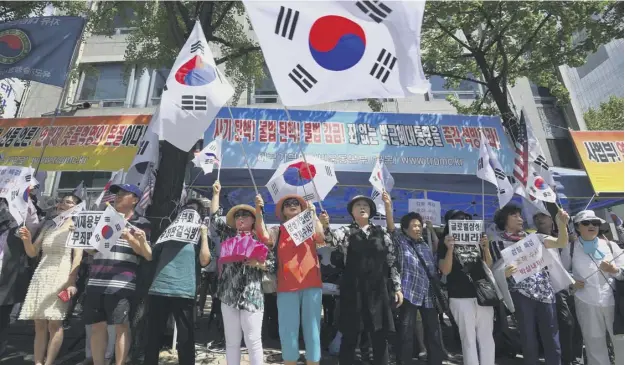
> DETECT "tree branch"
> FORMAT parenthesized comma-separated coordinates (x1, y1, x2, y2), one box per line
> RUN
(163, 2, 186, 47)
(212, 2, 236, 33)
(209, 35, 236, 48)
(175, 1, 192, 36)
(215, 45, 261, 64)
(424, 70, 488, 86)
(509, 12, 553, 66)
(495, 37, 508, 105)
(434, 18, 474, 51)
(480, 4, 520, 54)
(476, 89, 491, 112)
(200, 1, 215, 32)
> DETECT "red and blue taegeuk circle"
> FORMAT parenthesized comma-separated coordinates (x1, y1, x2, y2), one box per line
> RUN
(0, 29, 32, 65)
(175, 55, 217, 86)
(533, 176, 548, 190)
(283, 161, 317, 186)
(308, 15, 366, 71)
(22, 187, 30, 202)
(101, 225, 114, 239)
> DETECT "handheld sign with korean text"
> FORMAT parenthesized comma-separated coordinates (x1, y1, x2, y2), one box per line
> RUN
(284, 209, 315, 246)
(65, 211, 102, 248)
(156, 209, 202, 245)
(408, 199, 441, 226)
(500, 234, 545, 283)
(449, 220, 484, 245)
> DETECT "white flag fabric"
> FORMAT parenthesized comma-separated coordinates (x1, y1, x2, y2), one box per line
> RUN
(52, 201, 85, 228)
(8, 181, 31, 225)
(180, 182, 188, 206)
(154, 21, 234, 151)
(72, 181, 86, 201)
(126, 113, 160, 189)
(476, 134, 514, 208)
(95, 169, 124, 207)
(244, 1, 430, 106)
(193, 137, 222, 174)
(371, 189, 386, 216)
(369, 159, 394, 193)
(526, 120, 555, 186)
(88, 204, 127, 254)
(526, 173, 557, 203)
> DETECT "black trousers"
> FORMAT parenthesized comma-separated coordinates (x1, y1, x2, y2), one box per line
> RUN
(340, 329, 388, 365)
(0, 304, 13, 343)
(395, 301, 444, 365)
(144, 295, 195, 365)
(556, 291, 583, 365)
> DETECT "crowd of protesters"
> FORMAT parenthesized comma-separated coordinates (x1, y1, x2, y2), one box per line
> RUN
(0, 180, 623, 365)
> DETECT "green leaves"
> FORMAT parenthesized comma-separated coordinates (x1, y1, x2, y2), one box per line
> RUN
(584, 96, 624, 131)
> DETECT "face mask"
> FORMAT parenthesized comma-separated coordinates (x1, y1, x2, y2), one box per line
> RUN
(579, 236, 605, 260)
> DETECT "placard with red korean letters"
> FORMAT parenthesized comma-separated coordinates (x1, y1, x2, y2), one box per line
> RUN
(449, 220, 484, 245)
(156, 209, 202, 245)
(499, 233, 545, 283)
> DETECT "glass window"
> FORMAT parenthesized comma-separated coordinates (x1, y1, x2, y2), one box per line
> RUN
(152, 68, 170, 101)
(428, 75, 481, 100)
(58, 171, 112, 190)
(254, 64, 277, 103)
(78, 63, 129, 102)
(93, 4, 137, 35)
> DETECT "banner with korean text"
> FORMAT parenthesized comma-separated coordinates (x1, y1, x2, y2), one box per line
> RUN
(203, 108, 514, 175)
(570, 130, 624, 194)
(0, 115, 150, 171)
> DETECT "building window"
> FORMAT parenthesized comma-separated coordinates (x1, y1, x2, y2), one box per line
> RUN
(151, 68, 170, 105)
(427, 75, 482, 100)
(254, 64, 278, 104)
(576, 45, 609, 79)
(77, 63, 129, 107)
(93, 4, 138, 36)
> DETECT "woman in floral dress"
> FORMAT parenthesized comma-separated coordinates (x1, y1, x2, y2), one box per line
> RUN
(18, 194, 83, 365)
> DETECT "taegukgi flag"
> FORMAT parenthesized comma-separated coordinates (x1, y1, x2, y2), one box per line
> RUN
(193, 137, 222, 174)
(153, 21, 234, 152)
(476, 133, 514, 208)
(244, 1, 430, 106)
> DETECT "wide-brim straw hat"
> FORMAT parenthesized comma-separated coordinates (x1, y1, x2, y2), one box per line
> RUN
(347, 195, 377, 217)
(226, 204, 256, 228)
(275, 194, 308, 221)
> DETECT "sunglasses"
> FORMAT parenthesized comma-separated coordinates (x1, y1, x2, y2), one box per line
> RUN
(283, 198, 301, 208)
(580, 220, 601, 227)
(234, 211, 253, 219)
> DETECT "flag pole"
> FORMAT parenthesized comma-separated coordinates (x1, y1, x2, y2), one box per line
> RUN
(378, 156, 386, 193)
(481, 179, 485, 221)
(225, 106, 260, 196)
(282, 106, 325, 212)
(33, 21, 86, 176)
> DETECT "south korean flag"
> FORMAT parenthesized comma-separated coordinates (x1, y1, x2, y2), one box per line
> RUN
(476, 133, 514, 208)
(244, 1, 430, 106)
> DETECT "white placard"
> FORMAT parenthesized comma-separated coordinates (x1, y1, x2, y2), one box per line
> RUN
(156, 209, 202, 245)
(283, 209, 315, 246)
(88, 205, 127, 254)
(54, 202, 85, 228)
(500, 233, 545, 283)
(408, 199, 441, 225)
(449, 220, 484, 245)
(0, 166, 33, 200)
(65, 211, 103, 248)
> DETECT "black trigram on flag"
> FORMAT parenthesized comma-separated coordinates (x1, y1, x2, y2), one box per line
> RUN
(288, 64, 317, 93)
(275, 6, 299, 40)
(534, 155, 549, 170)
(494, 168, 506, 181)
(105, 216, 111, 223)
(190, 41, 204, 54)
(181, 95, 207, 111)
(270, 182, 279, 195)
(498, 188, 507, 195)
(302, 193, 315, 201)
(325, 166, 333, 177)
(356, 1, 392, 23)
(370, 49, 397, 83)
(24, 174, 31, 182)
(477, 158, 484, 171)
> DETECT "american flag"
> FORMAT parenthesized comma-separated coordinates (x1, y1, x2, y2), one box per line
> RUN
(137, 168, 156, 212)
(511, 109, 529, 187)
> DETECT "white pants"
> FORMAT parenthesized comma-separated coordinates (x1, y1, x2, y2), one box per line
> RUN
(575, 298, 624, 365)
(221, 303, 264, 365)
(449, 298, 495, 365)
(85, 324, 116, 359)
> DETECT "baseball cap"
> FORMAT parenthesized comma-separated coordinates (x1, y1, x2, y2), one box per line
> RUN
(573, 210, 606, 224)
(109, 184, 142, 198)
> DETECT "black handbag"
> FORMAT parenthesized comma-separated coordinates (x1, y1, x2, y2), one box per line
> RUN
(457, 247, 499, 307)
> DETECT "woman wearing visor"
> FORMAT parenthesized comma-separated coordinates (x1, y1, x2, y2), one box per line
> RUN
(561, 210, 624, 365)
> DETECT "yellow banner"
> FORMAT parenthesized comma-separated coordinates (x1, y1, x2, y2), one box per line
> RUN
(570, 130, 624, 194)
(0, 115, 151, 171)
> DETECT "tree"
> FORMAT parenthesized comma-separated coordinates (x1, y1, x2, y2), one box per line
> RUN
(420, 1, 623, 132)
(84, 1, 265, 237)
(584, 95, 624, 131)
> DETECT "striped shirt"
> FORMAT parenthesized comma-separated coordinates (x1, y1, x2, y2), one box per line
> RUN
(86, 215, 151, 297)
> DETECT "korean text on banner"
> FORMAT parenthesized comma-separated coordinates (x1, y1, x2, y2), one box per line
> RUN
(499, 233, 545, 283)
(0, 115, 150, 171)
(0, 166, 33, 199)
(156, 209, 202, 245)
(88, 205, 126, 254)
(408, 199, 441, 226)
(66, 211, 102, 248)
(570, 130, 624, 194)
(204, 108, 513, 176)
(449, 220, 484, 245)
(283, 209, 315, 246)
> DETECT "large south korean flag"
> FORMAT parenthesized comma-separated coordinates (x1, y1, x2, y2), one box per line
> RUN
(244, 1, 430, 106)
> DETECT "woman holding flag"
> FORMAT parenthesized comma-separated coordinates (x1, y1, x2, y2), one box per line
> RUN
(255, 193, 325, 365)
(17, 193, 84, 365)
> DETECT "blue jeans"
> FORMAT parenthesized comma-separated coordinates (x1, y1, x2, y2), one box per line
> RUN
(511, 291, 561, 365)
(277, 287, 322, 362)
